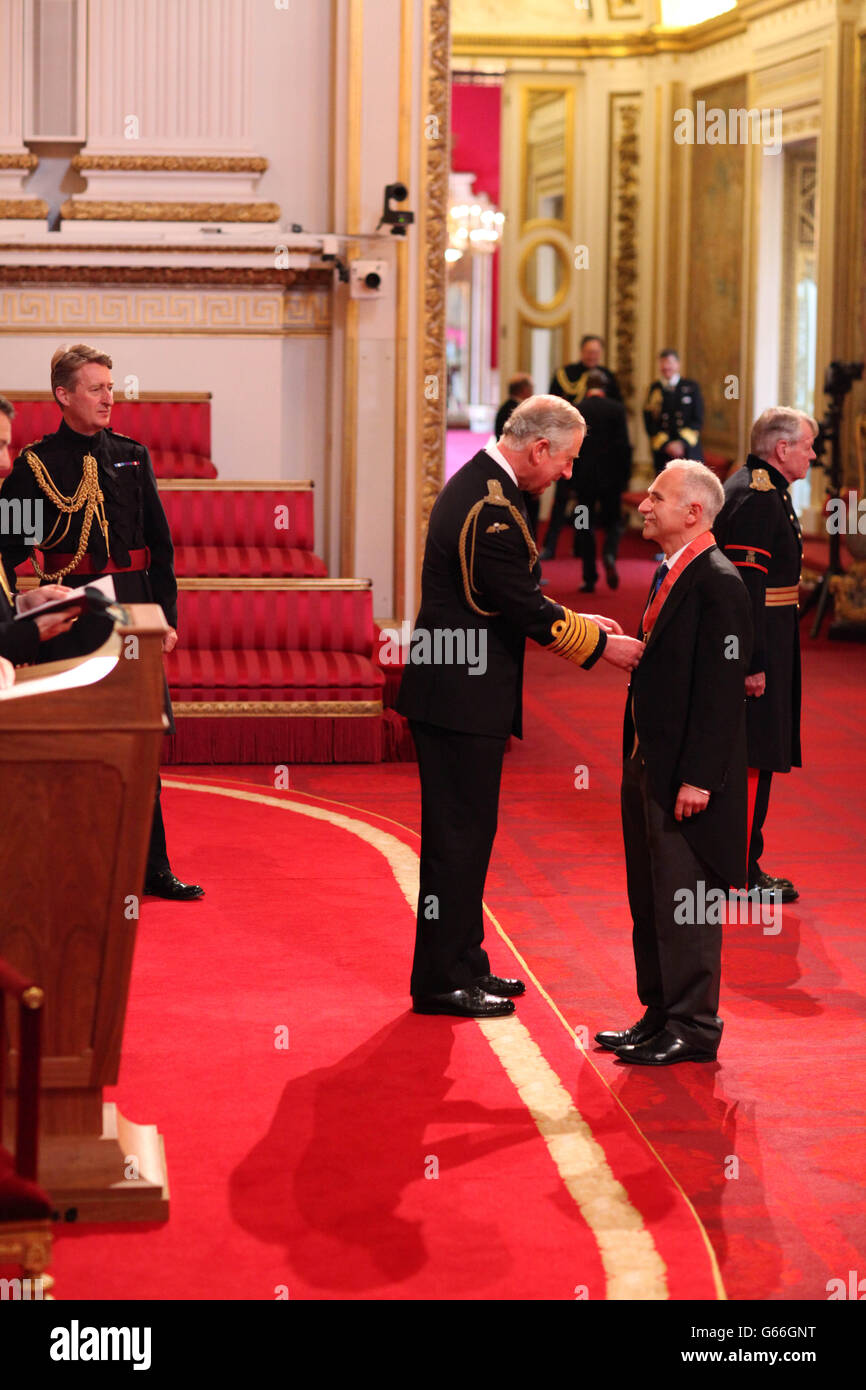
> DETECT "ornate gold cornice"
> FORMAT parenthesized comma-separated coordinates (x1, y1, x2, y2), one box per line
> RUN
(0, 265, 332, 288)
(452, 12, 753, 61)
(0, 241, 323, 255)
(60, 200, 281, 222)
(416, 0, 450, 605)
(0, 199, 48, 219)
(71, 154, 269, 172)
(0, 153, 38, 170)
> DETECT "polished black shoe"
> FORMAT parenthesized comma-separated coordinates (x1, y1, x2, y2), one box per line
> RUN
(578, 582, 596, 593)
(604, 557, 619, 590)
(412, 987, 515, 1018)
(539, 546, 555, 561)
(595, 1016, 663, 1051)
(475, 974, 525, 998)
(614, 1028, 717, 1066)
(750, 871, 798, 903)
(144, 871, 205, 901)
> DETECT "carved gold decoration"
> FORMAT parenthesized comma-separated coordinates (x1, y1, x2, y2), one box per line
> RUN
(0, 153, 38, 170)
(71, 155, 268, 172)
(60, 200, 281, 222)
(173, 701, 382, 717)
(518, 233, 571, 315)
(393, 0, 413, 619)
(452, 12, 750, 59)
(0, 266, 332, 289)
(0, 288, 331, 336)
(0, 199, 48, 219)
(416, 0, 451, 604)
(607, 95, 641, 407)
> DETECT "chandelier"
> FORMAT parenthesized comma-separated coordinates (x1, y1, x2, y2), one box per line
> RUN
(447, 188, 504, 262)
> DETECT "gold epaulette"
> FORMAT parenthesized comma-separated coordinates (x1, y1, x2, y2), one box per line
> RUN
(547, 607, 601, 667)
(749, 468, 774, 491)
(458, 478, 538, 617)
(651, 432, 669, 451)
(680, 427, 699, 447)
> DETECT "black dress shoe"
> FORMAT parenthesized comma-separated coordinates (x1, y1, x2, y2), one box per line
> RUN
(751, 871, 798, 902)
(595, 1016, 663, 1051)
(412, 987, 515, 1018)
(604, 558, 619, 590)
(144, 871, 205, 901)
(475, 974, 525, 998)
(578, 582, 596, 593)
(614, 1028, 717, 1066)
(539, 547, 555, 561)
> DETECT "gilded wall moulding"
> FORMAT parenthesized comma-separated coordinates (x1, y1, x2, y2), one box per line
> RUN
(0, 288, 331, 336)
(0, 266, 333, 289)
(71, 155, 269, 172)
(0, 199, 49, 219)
(0, 242, 324, 256)
(59, 200, 282, 222)
(0, 154, 38, 170)
(607, 95, 641, 408)
(418, 0, 451, 554)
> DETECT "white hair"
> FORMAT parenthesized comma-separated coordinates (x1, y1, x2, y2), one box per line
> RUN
(500, 394, 586, 453)
(662, 459, 725, 523)
(751, 407, 818, 459)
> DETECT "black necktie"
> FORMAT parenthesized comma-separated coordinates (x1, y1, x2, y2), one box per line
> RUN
(648, 561, 669, 602)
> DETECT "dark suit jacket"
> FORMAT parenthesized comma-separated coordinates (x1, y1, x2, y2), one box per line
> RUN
(623, 545, 753, 887)
(397, 450, 605, 739)
(574, 393, 632, 494)
(0, 587, 40, 664)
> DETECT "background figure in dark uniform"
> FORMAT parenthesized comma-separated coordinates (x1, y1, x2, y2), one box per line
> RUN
(570, 370, 632, 592)
(397, 395, 644, 1019)
(597, 461, 753, 1065)
(543, 341, 623, 561)
(643, 349, 704, 476)
(548, 333, 623, 407)
(713, 407, 817, 902)
(494, 372, 538, 538)
(0, 343, 203, 901)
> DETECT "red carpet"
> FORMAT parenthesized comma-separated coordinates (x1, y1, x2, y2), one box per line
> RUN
(40, 531, 866, 1301)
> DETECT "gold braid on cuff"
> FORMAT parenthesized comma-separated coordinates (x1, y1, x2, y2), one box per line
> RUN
(548, 608, 601, 666)
(24, 449, 111, 582)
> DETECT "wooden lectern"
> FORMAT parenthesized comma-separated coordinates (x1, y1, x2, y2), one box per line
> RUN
(0, 605, 170, 1222)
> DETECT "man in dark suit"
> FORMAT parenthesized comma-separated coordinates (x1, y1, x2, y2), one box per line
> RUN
(398, 395, 644, 1019)
(643, 349, 704, 476)
(571, 370, 632, 591)
(713, 407, 817, 902)
(0, 343, 203, 901)
(596, 460, 753, 1064)
(494, 372, 539, 538)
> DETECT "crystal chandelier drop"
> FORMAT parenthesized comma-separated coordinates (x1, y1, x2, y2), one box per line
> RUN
(447, 177, 504, 261)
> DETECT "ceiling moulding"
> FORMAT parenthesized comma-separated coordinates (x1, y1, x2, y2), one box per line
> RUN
(453, 0, 810, 61)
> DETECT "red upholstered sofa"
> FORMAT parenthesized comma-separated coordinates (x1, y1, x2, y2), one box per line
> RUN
(163, 581, 385, 763)
(159, 482, 327, 579)
(7, 394, 217, 480)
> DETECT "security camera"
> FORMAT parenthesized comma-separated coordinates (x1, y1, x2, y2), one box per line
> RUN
(379, 182, 414, 236)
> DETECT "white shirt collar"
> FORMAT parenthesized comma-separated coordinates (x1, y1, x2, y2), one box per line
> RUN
(663, 373, 681, 388)
(485, 440, 519, 489)
(662, 540, 691, 570)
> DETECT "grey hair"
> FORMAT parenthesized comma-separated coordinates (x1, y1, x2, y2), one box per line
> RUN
(500, 393, 586, 452)
(662, 459, 725, 523)
(751, 407, 818, 460)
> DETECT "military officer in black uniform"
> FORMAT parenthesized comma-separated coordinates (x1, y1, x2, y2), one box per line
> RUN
(0, 343, 203, 901)
(543, 339, 623, 560)
(713, 407, 818, 902)
(398, 395, 644, 1018)
(643, 349, 704, 476)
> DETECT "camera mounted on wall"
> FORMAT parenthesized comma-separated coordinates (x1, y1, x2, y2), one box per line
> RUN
(378, 182, 414, 236)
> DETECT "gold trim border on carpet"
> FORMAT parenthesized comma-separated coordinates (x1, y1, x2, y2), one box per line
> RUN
(162, 775, 729, 1301)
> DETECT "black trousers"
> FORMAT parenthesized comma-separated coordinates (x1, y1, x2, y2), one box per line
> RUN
(409, 720, 507, 997)
(747, 768, 773, 884)
(146, 776, 171, 879)
(621, 755, 724, 1050)
(542, 477, 576, 557)
(573, 486, 624, 584)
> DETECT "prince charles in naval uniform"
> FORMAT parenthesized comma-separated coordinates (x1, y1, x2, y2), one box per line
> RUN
(398, 396, 644, 1019)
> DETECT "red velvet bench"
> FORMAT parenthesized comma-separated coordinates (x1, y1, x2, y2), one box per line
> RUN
(159, 481, 327, 579)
